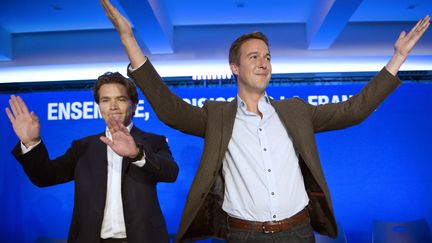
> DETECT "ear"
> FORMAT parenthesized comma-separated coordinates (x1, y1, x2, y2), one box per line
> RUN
(230, 63, 239, 76)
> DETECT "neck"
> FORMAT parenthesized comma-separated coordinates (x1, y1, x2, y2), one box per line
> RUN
(238, 90, 265, 116)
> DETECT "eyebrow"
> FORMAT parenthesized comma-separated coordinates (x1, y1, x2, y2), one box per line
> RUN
(100, 95, 129, 100)
(246, 51, 271, 57)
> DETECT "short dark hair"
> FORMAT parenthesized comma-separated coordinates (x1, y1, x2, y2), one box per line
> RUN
(229, 31, 269, 65)
(93, 72, 139, 107)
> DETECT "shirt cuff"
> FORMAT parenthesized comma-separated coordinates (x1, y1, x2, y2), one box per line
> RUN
(132, 158, 146, 167)
(21, 140, 41, 154)
(131, 151, 146, 167)
(128, 58, 147, 72)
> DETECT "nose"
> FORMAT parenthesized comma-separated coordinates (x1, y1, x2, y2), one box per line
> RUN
(258, 57, 268, 70)
(109, 100, 119, 110)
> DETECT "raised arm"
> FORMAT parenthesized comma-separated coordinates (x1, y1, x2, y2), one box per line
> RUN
(5, 95, 41, 147)
(6, 96, 78, 186)
(99, 0, 207, 137)
(99, 0, 146, 69)
(385, 15, 430, 75)
(311, 16, 430, 132)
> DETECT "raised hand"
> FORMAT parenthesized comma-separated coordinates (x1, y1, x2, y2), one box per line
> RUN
(394, 15, 430, 58)
(100, 0, 133, 40)
(5, 95, 41, 147)
(386, 16, 430, 75)
(99, 0, 146, 69)
(100, 115, 139, 158)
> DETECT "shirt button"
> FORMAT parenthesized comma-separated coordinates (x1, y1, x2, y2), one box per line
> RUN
(263, 148, 267, 151)
(259, 128, 262, 131)
(271, 192, 275, 195)
(268, 169, 271, 172)
(273, 215, 276, 219)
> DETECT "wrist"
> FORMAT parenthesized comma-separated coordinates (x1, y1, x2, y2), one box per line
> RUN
(23, 138, 41, 148)
(121, 34, 137, 46)
(129, 143, 144, 161)
(386, 53, 407, 76)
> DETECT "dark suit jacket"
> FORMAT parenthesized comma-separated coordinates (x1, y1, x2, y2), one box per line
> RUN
(128, 61, 401, 242)
(12, 126, 179, 243)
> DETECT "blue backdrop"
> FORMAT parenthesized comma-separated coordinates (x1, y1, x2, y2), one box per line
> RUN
(0, 81, 431, 243)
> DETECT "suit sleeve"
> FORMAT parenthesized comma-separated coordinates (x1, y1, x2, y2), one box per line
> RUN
(11, 140, 79, 187)
(131, 135, 179, 183)
(128, 60, 207, 138)
(309, 67, 401, 132)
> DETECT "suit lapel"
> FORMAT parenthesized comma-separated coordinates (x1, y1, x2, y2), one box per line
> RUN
(270, 99, 305, 162)
(219, 99, 237, 162)
(91, 133, 109, 214)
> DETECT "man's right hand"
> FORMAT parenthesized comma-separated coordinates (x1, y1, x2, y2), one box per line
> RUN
(5, 95, 41, 147)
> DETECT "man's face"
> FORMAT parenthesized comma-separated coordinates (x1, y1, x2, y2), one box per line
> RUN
(230, 38, 272, 95)
(98, 83, 135, 126)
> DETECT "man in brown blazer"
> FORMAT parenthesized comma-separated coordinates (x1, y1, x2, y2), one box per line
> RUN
(100, 0, 430, 242)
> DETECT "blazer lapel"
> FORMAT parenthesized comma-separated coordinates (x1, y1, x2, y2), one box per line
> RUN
(218, 99, 237, 163)
(270, 99, 312, 166)
(91, 133, 109, 214)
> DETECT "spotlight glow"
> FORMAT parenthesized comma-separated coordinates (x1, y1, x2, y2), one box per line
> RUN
(0, 56, 430, 83)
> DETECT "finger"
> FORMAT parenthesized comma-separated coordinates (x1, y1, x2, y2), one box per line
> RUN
(409, 21, 429, 42)
(100, 136, 114, 147)
(409, 16, 426, 34)
(16, 96, 30, 114)
(111, 116, 122, 127)
(411, 16, 430, 35)
(100, 0, 113, 18)
(5, 108, 16, 123)
(418, 20, 430, 34)
(116, 120, 129, 133)
(100, 0, 117, 20)
(108, 115, 120, 133)
(9, 95, 21, 116)
(30, 111, 39, 123)
(12, 95, 25, 114)
(106, 115, 117, 132)
(397, 31, 406, 41)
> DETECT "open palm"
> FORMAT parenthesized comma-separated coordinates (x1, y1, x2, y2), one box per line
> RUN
(5, 95, 40, 146)
(394, 16, 430, 57)
(100, 116, 138, 158)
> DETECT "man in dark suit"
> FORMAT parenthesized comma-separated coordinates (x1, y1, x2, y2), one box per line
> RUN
(5, 72, 179, 243)
(100, 0, 430, 242)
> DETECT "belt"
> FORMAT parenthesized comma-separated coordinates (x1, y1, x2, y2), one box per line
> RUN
(227, 209, 309, 234)
(100, 238, 128, 243)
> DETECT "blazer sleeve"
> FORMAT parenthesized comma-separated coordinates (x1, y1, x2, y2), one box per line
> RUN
(309, 67, 401, 132)
(130, 135, 179, 183)
(128, 60, 207, 138)
(11, 140, 79, 187)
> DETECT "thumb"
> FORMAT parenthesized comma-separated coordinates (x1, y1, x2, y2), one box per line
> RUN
(100, 136, 114, 147)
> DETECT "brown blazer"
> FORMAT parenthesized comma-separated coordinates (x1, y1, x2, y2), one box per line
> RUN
(128, 61, 401, 242)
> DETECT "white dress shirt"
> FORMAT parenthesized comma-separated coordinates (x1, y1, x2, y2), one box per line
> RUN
(100, 122, 146, 239)
(222, 94, 309, 222)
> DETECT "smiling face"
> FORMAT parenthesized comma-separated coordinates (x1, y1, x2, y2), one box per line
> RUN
(230, 38, 272, 97)
(98, 83, 135, 126)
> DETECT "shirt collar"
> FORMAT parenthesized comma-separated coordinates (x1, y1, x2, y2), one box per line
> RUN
(237, 93, 271, 112)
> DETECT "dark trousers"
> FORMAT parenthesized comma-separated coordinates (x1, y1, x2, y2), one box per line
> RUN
(226, 218, 315, 243)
